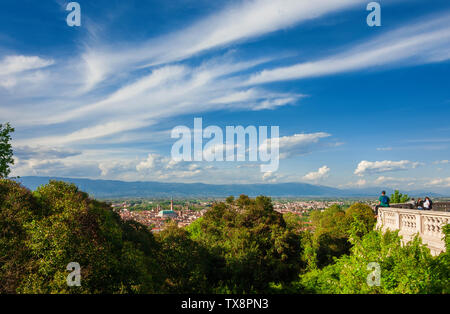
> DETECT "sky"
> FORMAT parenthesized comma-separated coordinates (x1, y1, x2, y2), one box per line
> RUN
(1, 0, 450, 193)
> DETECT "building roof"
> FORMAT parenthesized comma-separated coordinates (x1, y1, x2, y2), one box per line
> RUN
(159, 210, 176, 214)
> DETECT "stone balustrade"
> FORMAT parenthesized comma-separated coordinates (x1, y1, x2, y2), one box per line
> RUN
(376, 207, 449, 255)
(390, 202, 450, 212)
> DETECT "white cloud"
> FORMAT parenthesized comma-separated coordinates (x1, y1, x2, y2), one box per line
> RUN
(251, 97, 300, 110)
(12, 157, 100, 178)
(277, 132, 332, 159)
(12, 57, 300, 146)
(355, 179, 367, 187)
(209, 88, 303, 110)
(262, 171, 286, 183)
(135, 153, 204, 179)
(374, 176, 411, 185)
(11, 145, 93, 178)
(427, 178, 450, 187)
(0, 55, 54, 76)
(339, 179, 367, 188)
(247, 13, 450, 85)
(0, 55, 54, 89)
(16, 119, 151, 146)
(341, 176, 416, 188)
(303, 165, 330, 181)
(13, 145, 81, 160)
(80, 0, 365, 89)
(354, 160, 421, 176)
(433, 160, 450, 164)
(136, 154, 158, 172)
(7, 10, 450, 152)
(98, 161, 136, 177)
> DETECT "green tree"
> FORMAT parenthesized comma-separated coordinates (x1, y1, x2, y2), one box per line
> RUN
(306, 205, 350, 268)
(156, 221, 216, 293)
(15, 180, 162, 294)
(188, 195, 303, 293)
(283, 212, 304, 234)
(185, 216, 204, 240)
(300, 219, 449, 294)
(225, 195, 235, 204)
(390, 190, 410, 203)
(0, 123, 15, 179)
(0, 180, 41, 293)
(344, 203, 377, 239)
(303, 203, 376, 269)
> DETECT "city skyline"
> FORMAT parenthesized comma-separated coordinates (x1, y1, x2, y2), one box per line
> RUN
(1, 0, 450, 192)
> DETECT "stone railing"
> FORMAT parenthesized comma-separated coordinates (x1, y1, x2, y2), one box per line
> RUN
(376, 207, 449, 256)
(390, 202, 450, 212)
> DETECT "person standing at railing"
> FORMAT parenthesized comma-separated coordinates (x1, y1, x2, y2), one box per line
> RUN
(375, 190, 390, 215)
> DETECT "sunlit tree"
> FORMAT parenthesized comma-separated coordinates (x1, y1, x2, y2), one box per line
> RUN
(0, 123, 15, 179)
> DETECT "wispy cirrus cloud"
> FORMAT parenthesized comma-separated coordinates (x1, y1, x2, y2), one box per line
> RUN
(246, 13, 450, 85)
(0, 55, 54, 76)
(79, 0, 366, 90)
(11, 56, 303, 146)
(0, 55, 54, 89)
(7, 7, 450, 150)
(13, 145, 82, 160)
(277, 132, 333, 159)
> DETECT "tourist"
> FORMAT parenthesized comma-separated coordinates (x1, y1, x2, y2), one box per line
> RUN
(417, 198, 424, 210)
(375, 190, 390, 215)
(423, 197, 433, 210)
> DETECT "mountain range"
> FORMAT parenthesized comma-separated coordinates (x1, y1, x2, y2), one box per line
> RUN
(13, 176, 446, 199)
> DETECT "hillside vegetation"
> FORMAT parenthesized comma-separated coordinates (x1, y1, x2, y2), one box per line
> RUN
(0, 179, 449, 294)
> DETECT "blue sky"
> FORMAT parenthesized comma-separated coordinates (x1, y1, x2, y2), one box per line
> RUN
(1, 0, 450, 192)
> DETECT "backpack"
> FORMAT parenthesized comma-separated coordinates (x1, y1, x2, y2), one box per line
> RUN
(382, 196, 389, 205)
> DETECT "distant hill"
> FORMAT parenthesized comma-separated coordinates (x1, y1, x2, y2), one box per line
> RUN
(14, 176, 446, 199)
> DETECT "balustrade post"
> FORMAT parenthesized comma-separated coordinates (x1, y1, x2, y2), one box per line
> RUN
(416, 212, 422, 234)
(395, 210, 400, 230)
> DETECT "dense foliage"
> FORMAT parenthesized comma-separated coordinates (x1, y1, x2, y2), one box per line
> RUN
(185, 195, 303, 293)
(390, 190, 410, 203)
(298, 205, 449, 294)
(300, 228, 449, 294)
(0, 123, 14, 179)
(1, 180, 163, 294)
(0, 180, 448, 294)
(303, 203, 376, 268)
